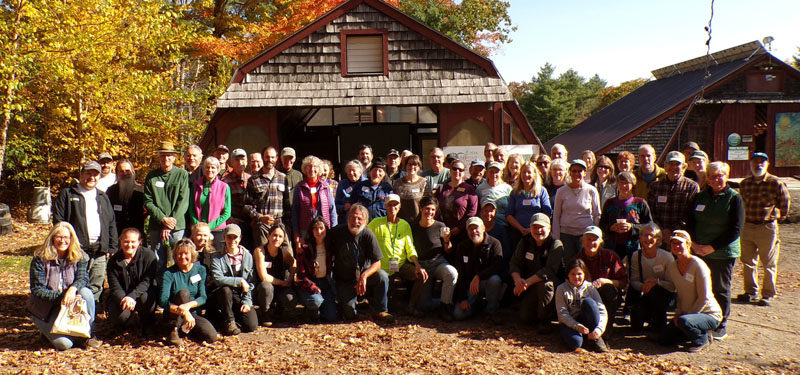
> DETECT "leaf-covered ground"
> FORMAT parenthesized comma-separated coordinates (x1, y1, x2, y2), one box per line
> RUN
(1, 220, 799, 374)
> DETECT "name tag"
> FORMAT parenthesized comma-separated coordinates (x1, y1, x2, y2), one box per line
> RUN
(525, 252, 535, 260)
(411, 188, 420, 193)
(155, 181, 165, 188)
(234, 263, 241, 272)
(265, 261, 272, 269)
(457, 187, 465, 192)
(362, 186, 371, 192)
(432, 184, 439, 190)
(653, 264, 664, 273)
(277, 184, 285, 192)
(657, 195, 667, 203)
(310, 187, 317, 194)
(389, 258, 399, 273)
(684, 273, 694, 283)
(71, 197, 80, 201)
(462, 256, 469, 263)
(345, 186, 353, 194)
(695, 204, 706, 211)
(522, 199, 534, 206)
(190, 274, 201, 284)
(113, 204, 123, 212)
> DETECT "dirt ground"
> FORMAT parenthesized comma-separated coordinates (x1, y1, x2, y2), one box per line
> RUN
(0, 214, 798, 374)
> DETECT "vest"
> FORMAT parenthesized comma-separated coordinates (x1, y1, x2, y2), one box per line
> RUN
(194, 177, 229, 231)
(693, 186, 740, 259)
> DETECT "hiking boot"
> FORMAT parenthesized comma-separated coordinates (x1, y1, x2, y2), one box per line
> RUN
(259, 310, 273, 327)
(756, 297, 772, 307)
(167, 328, 183, 346)
(686, 335, 712, 353)
(592, 337, 609, 353)
(710, 326, 727, 341)
(736, 293, 756, 304)
(372, 311, 395, 323)
(439, 304, 454, 322)
(224, 320, 241, 335)
(84, 337, 103, 349)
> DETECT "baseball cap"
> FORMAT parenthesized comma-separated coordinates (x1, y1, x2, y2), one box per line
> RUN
(387, 149, 400, 157)
(232, 148, 247, 158)
(529, 213, 550, 227)
(370, 157, 386, 171)
(665, 151, 685, 164)
(670, 230, 691, 244)
(480, 198, 497, 209)
(751, 152, 768, 161)
(385, 194, 400, 205)
(281, 147, 296, 158)
(689, 150, 708, 161)
(98, 153, 113, 162)
(224, 224, 241, 238)
(215, 144, 230, 153)
(470, 160, 485, 168)
(582, 225, 603, 239)
(682, 141, 700, 151)
(466, 217, 484, 228)
(570, 159, 587, 170)
(487, 161, 503, 170)
(81, 161, 102, 173)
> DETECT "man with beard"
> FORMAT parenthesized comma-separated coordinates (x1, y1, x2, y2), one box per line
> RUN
(329, 204, 393, 322)
(244, 146, 291, 248)
(106, 228, 158, 337)
(106, 159, 145, 236)
(184, 144, 203, 187)
(736, 152, 791, 307)
(224, 149, 252, 249)
(358, 144, 374, 179)
(96, 153, 116, 192)
(279, 147, 303, 205)
(452, 217, 504, 323)
(53, 161, 119, 305)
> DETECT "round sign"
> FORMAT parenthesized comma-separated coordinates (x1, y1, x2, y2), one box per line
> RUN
(727, 133, 742, 147)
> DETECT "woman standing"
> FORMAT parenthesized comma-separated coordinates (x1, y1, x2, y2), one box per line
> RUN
(295, 217, 338, 322)
(190, 156, 231, 251)
(552, 160, 601, 259)
(616, 151, 635, 173)
(581, 150, 596, 183)
(210, 224, 258, 335)
(545, 159, 569, 209)
(334, 160, 364, 220)
(534, 154, 552, 184)
(502, 154, 524, 186)
(661, 230, 722, 352)
(322, 159, 338, 195)
(505, 162, 551, 254)
(591, 156, 617, 209)
(555, 259, 609, 352)
(292, 155, 337, 247)
(392, 154, 431, 223)
(435, 159, 478, 245)
(28, 222, 100, 350)
(688, 161, 743, 341)
(598, 172, 652, 261)
(254, 224, 296, 326)
(159, 239, 218, 345)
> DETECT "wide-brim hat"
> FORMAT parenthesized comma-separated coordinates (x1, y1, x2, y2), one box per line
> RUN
(156, 141, 178, 154)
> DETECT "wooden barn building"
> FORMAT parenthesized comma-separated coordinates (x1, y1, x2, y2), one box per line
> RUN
(199, 0, 540, 168)
(545, 41, 800, 178)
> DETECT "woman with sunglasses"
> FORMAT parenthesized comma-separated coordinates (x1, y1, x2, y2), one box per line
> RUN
(591, 156, 618, 210)
(435, 159, 478, 246)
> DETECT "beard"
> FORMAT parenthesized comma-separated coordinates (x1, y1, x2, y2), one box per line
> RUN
(750, 164, 767, 177)
(348, 223, 365, 236)
(117, 177, 140, 203)
(470, 232, 483, 245)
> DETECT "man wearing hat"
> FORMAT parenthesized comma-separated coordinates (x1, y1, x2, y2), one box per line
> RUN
(575, 225, 628, 323)
(144, 141, 191, 274)
(452, 217, 505, 323)
(510, 213, 565, 331)
(278, 146, 303, 205)
(467, 160, 485, 188)
(96, 152, 116, 192)
(349, 157, 394, 220)
(477, 161, 512, 228)
(421, 148, 450, 193)
(213, 145, 230, 176)
(647, 151, 699, 238)
(223, 148, 252, 249)
(737, 152, 791, 307)
(54, 160, 119, 305)
(367, 194, 427, 315)
(633, 144, 666, 198)
(479, 198, 511, 274)
(684, 150, 708, 186)
(681, 141, 701, 161)
(385, 149, 402, 181)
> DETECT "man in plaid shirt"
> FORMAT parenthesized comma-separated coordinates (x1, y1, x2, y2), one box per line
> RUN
(647, 151, 699, 238)
(243, 146, 291, 248)
(736, 152, 791, 307)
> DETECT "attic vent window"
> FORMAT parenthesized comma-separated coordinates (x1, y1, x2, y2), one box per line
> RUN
(341, 30, 388, 76)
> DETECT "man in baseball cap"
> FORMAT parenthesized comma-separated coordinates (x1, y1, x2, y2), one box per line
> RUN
(96, 153, 116, 192)
(452, 215, 505, 323)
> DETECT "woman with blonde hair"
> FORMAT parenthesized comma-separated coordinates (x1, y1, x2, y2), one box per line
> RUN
(28, 222, 100, 350)
(506, 162, 552, 254)
(545, 159, 569, 208)
(502, 154, 525, 186)
(190, 156, 231, 251)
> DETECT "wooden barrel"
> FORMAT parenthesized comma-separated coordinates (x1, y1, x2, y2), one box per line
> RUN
(27, 187, 51, 224)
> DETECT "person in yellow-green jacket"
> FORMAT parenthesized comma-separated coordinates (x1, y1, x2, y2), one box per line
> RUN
(367, 194, 428, 316)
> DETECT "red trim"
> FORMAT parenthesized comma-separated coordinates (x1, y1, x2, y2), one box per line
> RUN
(340, 29, 389, 77)
(231, 0, 499, 84)
(503, 102, 544, 151)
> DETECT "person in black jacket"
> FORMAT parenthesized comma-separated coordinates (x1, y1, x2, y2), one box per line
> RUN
(452, 217, 505, 323)
(53, 161, 118, 305)
(106, 159, 145, 237)
(106, 228, 158, 337)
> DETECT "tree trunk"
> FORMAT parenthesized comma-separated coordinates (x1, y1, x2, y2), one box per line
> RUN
(0, 0, 26, 184)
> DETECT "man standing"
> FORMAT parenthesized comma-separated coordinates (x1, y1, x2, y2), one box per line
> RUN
(244, 146, 291, 248)
(53, 161, 118, 304)
(358, 144, 374, 178)
(452, 217, 504, 323)
(96, 153, 116, 192)
(350, 158, 393, 220)
(421, 148, 450, 193)
(106, 228, 158, 337)
(184, 144, 204, 187)
(647, 151, 698, 238)
(144, 141, 190, 273)
(329, 204, 393, 322)
(367, 194, 427, 315)
(467, 160, 485, 188)
(484, 143, 498, 162)
(634, 144, 666, 198)
(224, 148, 252, 248)
(106, 159, 145, 236)
(385, 149, 402, 180)
(737, 152, 791, 307)
(213, 145, 231, 176)
(279, 147, 303, 205)
(248, 152, 264, 175)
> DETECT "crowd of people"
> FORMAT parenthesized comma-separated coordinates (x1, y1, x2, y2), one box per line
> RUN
(29, 139, 791, 353)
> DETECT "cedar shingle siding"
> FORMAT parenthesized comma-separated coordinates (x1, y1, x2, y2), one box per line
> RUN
(217, 3, 511, 108)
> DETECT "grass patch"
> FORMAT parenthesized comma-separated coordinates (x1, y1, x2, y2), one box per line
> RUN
(0, 255, 31, 273)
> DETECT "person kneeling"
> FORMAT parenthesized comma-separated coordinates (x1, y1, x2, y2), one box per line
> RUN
(159, 239, 218, 345)
(627, 223, 675, 331)
(452, 217, 505, 324)
(254, 223, 297, 326)
(106, 228, 158, 337)
(555, 259, 609, 352)
(210, 224, 258, 335)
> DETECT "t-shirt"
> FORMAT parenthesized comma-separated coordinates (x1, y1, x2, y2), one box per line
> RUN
(411, 220, 447, 262)
(76, 185, 101, 244)
(392, 177, 431, 224)
(367, 216, 417, 274)
(328, 224, 383, 282)
(629, 248, 675, 292)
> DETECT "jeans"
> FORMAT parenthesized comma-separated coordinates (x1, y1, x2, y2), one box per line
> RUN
(296, 277, 338, 322)
(254, 282, 296, 318)
(31, 287, 95, 350)
(149, 228, 185, 275)
(453, 275, 504, 320)
(86, 253, 107, 304)
(212, 286, 258, 333)
(660, 313, 719, 347)
(701, 257, 735, 328)
(519, 280, 556, 324)
(596, 284, 622, 321)
(418, 258, 458, 311)
(336, 269, 389, 319)
(559, 298, 601, 351)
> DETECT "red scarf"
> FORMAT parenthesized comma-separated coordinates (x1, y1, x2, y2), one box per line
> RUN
(306, 178, 319, 213)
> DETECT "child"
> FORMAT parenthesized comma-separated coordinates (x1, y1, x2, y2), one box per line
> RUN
(555, 259, 609, 352)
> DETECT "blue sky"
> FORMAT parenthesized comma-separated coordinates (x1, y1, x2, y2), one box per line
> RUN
(490, 0, 800, 85)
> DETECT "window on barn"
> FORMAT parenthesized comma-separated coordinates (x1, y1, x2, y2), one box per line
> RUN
(341, 30, 388, 76)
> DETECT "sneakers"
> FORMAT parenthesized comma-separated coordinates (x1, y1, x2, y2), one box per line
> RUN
(372, 311, 395, 323)
(710, 326, 727, 341)
(591, 337, 609, 353)
(736, 293, 756, 303)
(224, 320, 241, 335)
(84, 337, 103, 349)
(756, 297, 772, 307)
(167, 328, 183, 346)
(687, 333, 712, 353)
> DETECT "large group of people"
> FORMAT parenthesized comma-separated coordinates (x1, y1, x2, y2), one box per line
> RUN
(28, 139, 791, 354)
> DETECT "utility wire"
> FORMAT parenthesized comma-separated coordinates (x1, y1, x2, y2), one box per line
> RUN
(699, 0, 715, 99)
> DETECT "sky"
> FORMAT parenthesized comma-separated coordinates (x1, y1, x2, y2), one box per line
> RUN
(490, 0, 800, 86)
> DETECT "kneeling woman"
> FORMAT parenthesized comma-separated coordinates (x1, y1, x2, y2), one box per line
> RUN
(254, 223, 297, 326)
(660, 230, 722, 352)
(295, 217, 338, 322)
(210, 224, 258, 335)
(555, 259, 609, 352)
(159, 239, 218, 345)
(28, 222, 100, 350)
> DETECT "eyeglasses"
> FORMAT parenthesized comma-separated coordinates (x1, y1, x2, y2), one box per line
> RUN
(451, 167, 465, 172)
(54, 236, 70, 241)
(597, 165, 612, 170)
(537, 162, 550, 166)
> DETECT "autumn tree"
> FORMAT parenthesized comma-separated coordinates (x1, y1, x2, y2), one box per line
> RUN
(591, 78, 649, 116)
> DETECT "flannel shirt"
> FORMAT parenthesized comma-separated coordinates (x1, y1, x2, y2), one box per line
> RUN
(243, 169, 290, 223)
(223, 171, 251, 221)
(739, 173, 791, 223)
(647, 176, 698, 232)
